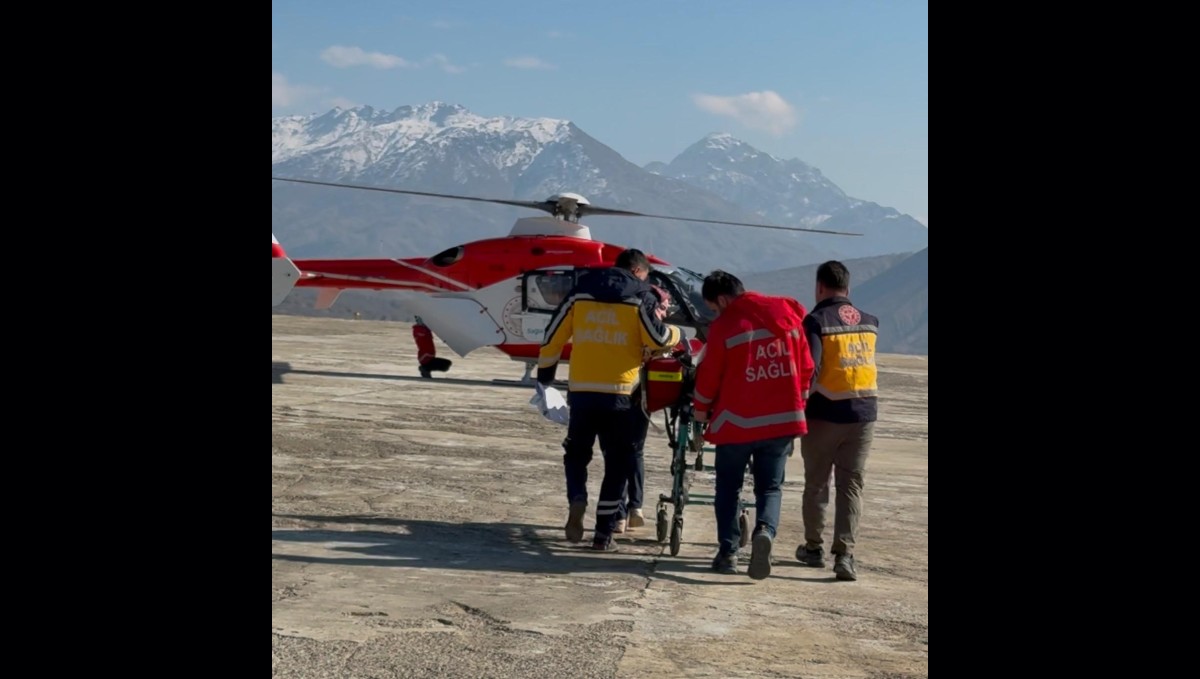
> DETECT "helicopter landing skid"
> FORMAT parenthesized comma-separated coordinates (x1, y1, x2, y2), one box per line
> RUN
(491, 362, 568, 388)
(491, 377, 568, 388)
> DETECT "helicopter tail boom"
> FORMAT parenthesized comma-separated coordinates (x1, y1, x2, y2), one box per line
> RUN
(291, 257, 475, 294)
(272, 234, 302, 306)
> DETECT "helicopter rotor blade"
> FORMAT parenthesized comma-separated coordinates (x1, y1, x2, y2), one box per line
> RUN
(272, 176, 862, 236)
(271, 177, 556, 215)
(579, 205, 862, 236)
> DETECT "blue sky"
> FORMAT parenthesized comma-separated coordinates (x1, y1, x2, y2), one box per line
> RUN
(272, 0, 928, 225)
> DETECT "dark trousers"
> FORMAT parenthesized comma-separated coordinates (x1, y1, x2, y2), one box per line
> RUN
(800, 420, 875, 556)
(420, 357, 452, 373)
(562, 404, 648, 539)
(714, 435, 794, 556)
(616, 408, 648, 513)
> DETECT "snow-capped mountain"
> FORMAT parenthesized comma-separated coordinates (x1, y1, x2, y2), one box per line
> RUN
(649, 133, 848, 221)
(271, 103, 922, 273)
(273, 103, 586, 196)
(646, 133, 927, 257)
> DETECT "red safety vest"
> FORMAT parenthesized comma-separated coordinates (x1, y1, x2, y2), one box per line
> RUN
(692, 292, 815, 445)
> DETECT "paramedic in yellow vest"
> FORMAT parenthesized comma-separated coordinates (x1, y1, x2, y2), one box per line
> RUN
(538, 249, 683, 552)
(794, 260, 879, 581)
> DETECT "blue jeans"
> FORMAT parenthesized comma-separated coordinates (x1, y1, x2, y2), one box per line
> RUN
(714, 435, 794, 556)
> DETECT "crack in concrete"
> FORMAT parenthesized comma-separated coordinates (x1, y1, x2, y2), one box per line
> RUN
(336, 641, 364, 675)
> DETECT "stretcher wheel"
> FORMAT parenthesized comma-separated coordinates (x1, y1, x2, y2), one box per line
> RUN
(656, 507, 669, 543)
(738, 512, 750, 547)
(669, 517, 683, 556)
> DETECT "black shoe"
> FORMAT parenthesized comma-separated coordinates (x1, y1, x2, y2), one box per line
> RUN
(748, 531, 773, 580)
(795, 544, 826, 568)
(711, 552, 738, 574)
(834, 554, 857, 581)
(419, 367, 432, 378)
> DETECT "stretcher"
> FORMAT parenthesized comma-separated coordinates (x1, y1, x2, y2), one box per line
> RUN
(640, 344, 752, 556)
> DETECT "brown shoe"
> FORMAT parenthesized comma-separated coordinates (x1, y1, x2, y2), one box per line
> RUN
(591, 537, 618, 552)
(565, 502, 586, 542)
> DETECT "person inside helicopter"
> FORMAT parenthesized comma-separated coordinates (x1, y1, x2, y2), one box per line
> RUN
(652, 266, 716, 327)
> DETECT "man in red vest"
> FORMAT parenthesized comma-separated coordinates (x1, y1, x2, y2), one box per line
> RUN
(692, 270, 814, 580)
(413, 316, 453, 378)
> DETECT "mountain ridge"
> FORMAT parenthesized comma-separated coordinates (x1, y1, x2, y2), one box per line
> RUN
(272, 102, 926, 272)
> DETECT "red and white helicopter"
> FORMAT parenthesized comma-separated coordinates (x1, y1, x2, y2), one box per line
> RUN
(271, 177, 861, 384)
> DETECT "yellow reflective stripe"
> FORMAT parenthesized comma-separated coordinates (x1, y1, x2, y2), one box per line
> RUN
(648, 371, 682, 382)
(569, 381, 636, 393)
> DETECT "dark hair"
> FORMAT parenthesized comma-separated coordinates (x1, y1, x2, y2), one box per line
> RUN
(702, 270, 745, 302)
(615, 248, 650, 271)
(816, 260, 850, 290)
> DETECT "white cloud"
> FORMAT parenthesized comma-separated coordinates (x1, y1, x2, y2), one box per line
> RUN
(321, 45, 414, 69)
(504, 56, 556, 70)
(328, 97, 357, 109)
(273, 72, 321, 107)
(691, 90, 799, 136)
(425, 54, 466, 74)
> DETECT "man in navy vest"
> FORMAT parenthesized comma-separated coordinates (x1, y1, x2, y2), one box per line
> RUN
(794, 261, 879, 581)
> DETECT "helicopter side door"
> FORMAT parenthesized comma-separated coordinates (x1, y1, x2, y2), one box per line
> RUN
(518, 268, 581, 343)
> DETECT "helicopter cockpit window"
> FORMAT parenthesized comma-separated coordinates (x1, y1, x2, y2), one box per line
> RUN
(430, 245, 464, 267)
(523, 270, 576, 313)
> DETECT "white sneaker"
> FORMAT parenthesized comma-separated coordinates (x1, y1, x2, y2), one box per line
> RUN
(614, 518, 627, 534)
(628, 508, 645, 528)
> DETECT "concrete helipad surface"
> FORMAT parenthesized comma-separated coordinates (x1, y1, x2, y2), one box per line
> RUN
(272, 315, 928, 678)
